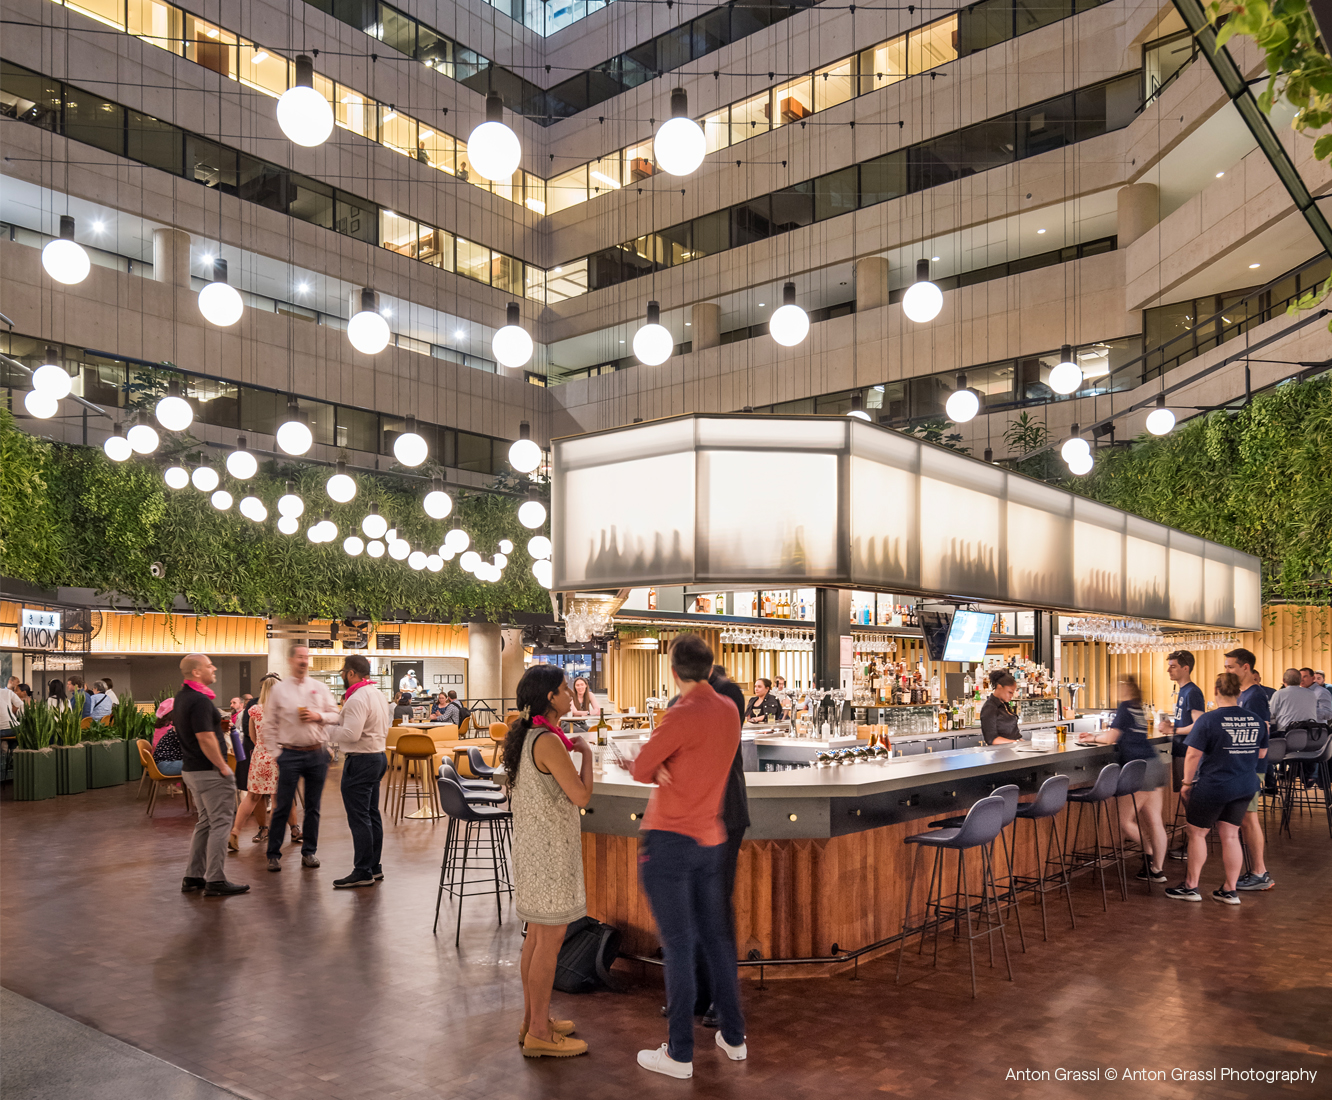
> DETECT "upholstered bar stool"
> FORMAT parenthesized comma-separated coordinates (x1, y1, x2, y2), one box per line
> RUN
(1011, 774, 1076, 940)
(433, 775, 513, 947)
(1109, 758, 1147, 899)
(393, 734, 442, 823)
(930, 784, 1025, 953)
(1063, 762, 1121, 912)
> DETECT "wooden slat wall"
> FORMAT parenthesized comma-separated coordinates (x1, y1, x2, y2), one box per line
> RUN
(92, 613, 268, 654)
(304, 620, 469, 658)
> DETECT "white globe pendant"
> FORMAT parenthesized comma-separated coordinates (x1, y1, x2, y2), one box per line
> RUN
(1061, 426, 1091, 464)
(317, 517, 338, 542)
(426, 554, 444, 572)
(277, 514, 299, 535)
(127, 422, 160, 454)
(1067, 451, 1094, 476)
(1048, 344, 1083, 395)
(493, 553, 508, 568)
(444, 528, 469, 553)
(104, 425, 132, 462)
(459, 550, 481, 572)
(362, 506, 388, 539)
(343, 535, 365, 556)
(532, 558, 553, 589)
(348, 288, 391, 355)
(277, 400, 313, 456)
(769, 282, 810, 347)
(24, 389, 58, 419)
(33, 348, 73, 398)
(1146, 394, 1176, 436)
(388, 538, 411, 561)
(240, 496, 267, 522)
(633, 301, 673, 366)
(518, 499, 546, 529)
(277, 55, 334, 147)
(393, 416, 428, 467)
(197, 258, 244, 327)
(846, 392, 872, 421)
(408, 550, 427, 570)
(278, 485, 305, 518)
(508, 420, 541, 474)
(192, 463, 219, 492)
(155, 381, 194, 432)
(527, 535, 552, 559)
(467, 92, 521, 182)
(901, 259, 943, 323)
(326, 460, 357, 503)
(164, 464, 189, 488)
(493, 302, 534, 369)
(498, 539, 513, 554)
(211, 489, 233, 511)
(226, 436, 257, 479)
(423, 478, 452, 519)
(945, 373, 980, 423)
(654, 89, 706, 176)
(367, 539, 385, 558)
(42, 216, 90, 285)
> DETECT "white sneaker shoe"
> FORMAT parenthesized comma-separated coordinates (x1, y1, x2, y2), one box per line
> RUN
(715, 1030, 748, 1061)
(638, 1043, 693, 1079)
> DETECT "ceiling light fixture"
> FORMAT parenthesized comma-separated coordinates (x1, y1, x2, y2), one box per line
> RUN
(527, 535, 552, 559)
(347, 288, 391, 355)
(444, 528, 470, 553)
(277, 54, 334, 147)
(276, 398, 313, 456)
(155, 380, 194, 432)
(239, 495, 267, 522)
(211, 489, 233, 511)
(191, 460, 219, 492)
(126, 413, 160, 454)
(197, 257, 244, 327)
(633, 301, 673, 366)
(1145, 393, 1176, 436)
(1047, 344, 1083, 395)
(32, 346, 72, 398)
(508, 420, 542, 473)
(278, 481, 305, 518)
(1061, 424, 1091, 464)
(945, 372, 980, 422)
(42, 215, 91, 284)
(654, 88, 706, 176)
(467, 91, 521, 182)
(103, 423, 132, 462)
(769, 281, 810, 347)
(277, 514, 299, 535)
(423, 477, 453, 519)
(393, 415, 428, 467)
(492, 302, 534, 368)
(901, 259, 943, 323)
(532, 558, 553, 589)
(367, 539, 385, 558)
(326, 459, 357, 503)
(343, 535, 365, 556)
(518, 494, 547, 529)
(164, 464, 189, 488)
(361, 504, 388, 539)
(226, 435, 257, 479)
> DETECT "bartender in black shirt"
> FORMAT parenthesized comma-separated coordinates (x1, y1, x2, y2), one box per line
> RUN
(980, 670, 1022, 744)
(744, 678, 784, 722)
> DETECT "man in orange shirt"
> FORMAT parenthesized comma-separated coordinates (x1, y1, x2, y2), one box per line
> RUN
(631, 634, 747, 1079)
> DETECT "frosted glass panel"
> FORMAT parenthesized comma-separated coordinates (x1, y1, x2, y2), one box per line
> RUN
(849, 422, 919, 588)
(1007, 477, 1072, 605)
(1204, 546, 1235, 627)
(1234, 564, 1261, 631)
(696, 417, 846, 451)
(1169, 532, 1206, 624)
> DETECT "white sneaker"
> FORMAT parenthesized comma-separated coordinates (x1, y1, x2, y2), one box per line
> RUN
(638, 1043, 693, 1079)
(715, 1030, 748, 1061)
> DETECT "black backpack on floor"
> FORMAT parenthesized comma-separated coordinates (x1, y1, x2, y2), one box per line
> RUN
(552, 917, 622, 993)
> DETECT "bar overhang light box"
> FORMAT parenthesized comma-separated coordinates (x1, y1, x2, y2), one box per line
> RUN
(550, 415, 1261, 632)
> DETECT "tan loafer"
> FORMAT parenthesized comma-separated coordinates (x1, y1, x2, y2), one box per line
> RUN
(518, 1018, 575, 1046)
(521, 1031, 586, 1058)
(227, 832, 240, 853)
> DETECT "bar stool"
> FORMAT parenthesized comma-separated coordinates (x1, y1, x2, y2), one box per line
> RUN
(1260, 738, 1288, 837)
(1280, 729, 1332, 838)
(1063, 762, 1121, 912)
(930, 785, 1025, 953)
(438, 761, 509, 885)
(1109, 758, 1147, 899)
(467, 746, 504, 781)
(433, 776, 513, 946)
(896, 794, 1012, 998)
(1011, 774, 1076, 940)
(393, 734, 442, 823)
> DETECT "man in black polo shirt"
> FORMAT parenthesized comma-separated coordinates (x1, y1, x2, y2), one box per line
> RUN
(176, 653, 249, 897)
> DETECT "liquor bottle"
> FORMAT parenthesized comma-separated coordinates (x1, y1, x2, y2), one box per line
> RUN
(763, 591, 774, 617)
(647, 587, 657, 611)
(781, 592, 790, 619)
(594, 711, 609, 746)
(716, 592, 726, 616)
(752, 592, 759, 617)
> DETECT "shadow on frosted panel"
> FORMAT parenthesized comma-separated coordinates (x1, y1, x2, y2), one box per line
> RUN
(1011, 566, 1075, 606)
(704, 525, 838, 580)
(580, 525, 690, 585)
(936, 538, 1000, 596)
(1126, 576, 1170, 620)
(1077, 570, 1125, 615)
(852, 535, 911, 587)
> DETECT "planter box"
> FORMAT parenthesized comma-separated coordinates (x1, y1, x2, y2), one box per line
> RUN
(124, 738, 144, 782)
(13, 748, 58, 801)
(86, 740, 128, 788)
(55, 744, 88, 795)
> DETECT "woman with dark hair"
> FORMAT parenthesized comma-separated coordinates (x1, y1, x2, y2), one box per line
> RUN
(393, 692, 416, 723)
(980, 671, 1021, 744)
(46, 679, 70, 712)
(503, 664, 593, 1059)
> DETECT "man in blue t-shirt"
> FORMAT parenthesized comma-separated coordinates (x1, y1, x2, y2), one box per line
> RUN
(1159, 650, 1205, 861)
(1225, 647, 1276, 890)
(1166, 672, 1268, 905)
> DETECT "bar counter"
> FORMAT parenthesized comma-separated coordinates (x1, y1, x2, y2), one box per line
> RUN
(580, 737, 1173, 970)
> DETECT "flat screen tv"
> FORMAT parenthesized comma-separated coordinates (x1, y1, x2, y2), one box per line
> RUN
(919, 610, 952, 661)
(942, 610, 996, 663)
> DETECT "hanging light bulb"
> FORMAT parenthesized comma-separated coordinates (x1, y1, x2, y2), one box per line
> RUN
(278, 481, 305, 518)
(367, 539, 385, 558)
(276, 398, 313, 455)
(24, 389, 58, 419)
(654, 88, 706, 176)
(32, 347, 72, 398)
(518, 497, 547, 529)
(388, 538, 411, 561)
(901, 258, 943, 324)
(104, 423, 132, 462)
(459, 550, 481, 572)
(532, 558, 553, 589)
(326, 459, 357, 503)
(444, 528, 470, 553)
(1067, 451, 1094, 476)
(126, 415, 160, 454)
(191, 461, 219, 492)
(498, 538, 514, 555)
(343, 535, 365, 556)
(164, 464, 189, 488)
(393, 415, 428, 467)
(1061, 424, 1091, 464)
(1048, 344, 1083, 395)
(426, 554, 444, 572)
(239, 495, 267, 522)
(508, 420, 542, 474)
(277, 54, 334, 147)
(493, 552, 508, 568)
(362, 505, 388, 539)
(197, 257, 244, 327)
(846, 392, 871, 421)
(347, 288, 391, 355)
(1145, 393, 1176, 436)
(408, 550, 428, 570)
(423, 477, 452, 519)
(211, 489, 233, 511)
(277, 514, 299, 535)
(307, 522, 322, 543)
(945, 372, 980, 423)
(42, 215, 90, 285)
(439, 544, 455, 560)
(633, 301, 673, 366)
(527, 534, 552, 559)
(311, 513, 337, 542)
(226, 435, 257, 479)
(155, 380, 194, 432)
(493, 302, 534, 369)
(769, 282, 810, 347)
(467, 91, 521, 182)
(386, 528, 398, 543)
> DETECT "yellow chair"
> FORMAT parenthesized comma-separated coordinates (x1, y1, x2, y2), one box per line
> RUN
(457, 714, 472, 738)
(487, 722, 509, 766)
(138, 740, 192, 817)
(392, 733, 441, 823)
(80, 717, 94, 731)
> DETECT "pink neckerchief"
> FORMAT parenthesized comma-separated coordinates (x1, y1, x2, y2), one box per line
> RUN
(342, 678, 375, 702)
(184, 680, 216, 699)
(532, 714, 576, 749)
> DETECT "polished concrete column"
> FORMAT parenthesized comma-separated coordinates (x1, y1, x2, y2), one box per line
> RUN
(855, 257, 890, 312)
(691, 303, 721, 350)
(1117, 183, 1160, 247)
(152, 228, 191, 288)
(500, 628, 526, 711)
(468, 622, 502, 706)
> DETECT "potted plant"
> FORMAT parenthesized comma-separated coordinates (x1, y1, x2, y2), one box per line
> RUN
(84, 708, 128, 789)
(53, 692, 88, 795)
(13, 701, 58, 801)
(111, 696, 149, 782)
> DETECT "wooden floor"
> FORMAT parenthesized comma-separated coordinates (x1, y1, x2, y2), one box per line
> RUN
(2, 774, 1329, 1100)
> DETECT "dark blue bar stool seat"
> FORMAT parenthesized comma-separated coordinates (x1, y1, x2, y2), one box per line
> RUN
(433, 775, 513, 947)
(1064, 762, 1120, 912)
(1011, 774, 1076, 940)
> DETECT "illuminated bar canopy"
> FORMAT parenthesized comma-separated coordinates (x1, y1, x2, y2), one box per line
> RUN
(550, 415, 1262, 631)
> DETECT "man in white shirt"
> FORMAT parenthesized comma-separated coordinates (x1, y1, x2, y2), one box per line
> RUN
(0, 676, 23, 732)
(327, 654, 393, 888)
(398, 669, 419, 694)
(263, 644, 340, 873)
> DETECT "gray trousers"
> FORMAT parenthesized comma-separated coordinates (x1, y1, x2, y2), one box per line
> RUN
(182, 770, 236, 883)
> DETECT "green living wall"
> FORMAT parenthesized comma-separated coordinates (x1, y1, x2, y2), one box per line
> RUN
(0, 410, 548, 622)
(1071, 373, 1332, 602)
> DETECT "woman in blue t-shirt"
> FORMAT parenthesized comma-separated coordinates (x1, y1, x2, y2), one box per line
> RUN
(1165, 672, 1268, 905)
(1080, 676, 1168, 882)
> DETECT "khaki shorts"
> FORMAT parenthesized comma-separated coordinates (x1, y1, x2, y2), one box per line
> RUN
(1247, 790, 1262, 814)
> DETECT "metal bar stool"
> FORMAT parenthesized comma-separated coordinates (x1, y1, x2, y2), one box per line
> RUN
(1063, 762, 1121, 912)
(1011, 774, 1076, 940)
(1108, 758, 1148, 899)
(896, 794, 1012, 998)
(1279, 727, 1332, 838)
(433, 776, 513, 947)
(930, 784, 1025, 953)
(438, 760, 510, 885)
(1260, 738, 1287, 839)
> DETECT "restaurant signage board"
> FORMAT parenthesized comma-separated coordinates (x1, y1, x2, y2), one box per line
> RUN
(20, 609, 62, 650)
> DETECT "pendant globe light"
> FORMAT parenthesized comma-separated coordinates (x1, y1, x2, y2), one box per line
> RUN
(278, 481, 305, 519)
(467, 91, 521, 182)
(191, 460, 219, 492)
(276, 398, 313, 456)
(633, 301, 673, 366)
(361, 503, 388, 539)
(326, 459, 357, 503)
(443, 528, 470, 554)
(211, 489, 233, 511)
(239, 495, 267, 522)
(393, 416, 428, 467)
(103, 423, 132, 462)
(1145, 393, 1176, 436)
(347, 288, 391, 355)
(459, 550, 481, 572)
(23, 388, 58, 419)
(408, 550, 428, 571)
(498, 538, 514, 554)
(155, 380, 194, 432)
(426, 554, 444, 572)
(769, 282, 810, 347)
(1060, 424, 1090, 464)
(277, 514, 299, 535)
(845, 392, 871, 421)
(32, 347, 72, 398)
(42, 215, 90, 285)
(654, 88, 706, 176)
(493, 303, 533, 369)
(527, 534, 552, 559)
(532, 558, 553, 589)
(226, 435, 257, 479)
(518, 494, 547, 529)
(197, 258, 244, 327)
(126, 413, 160, 455)
(508, 420, 542, 474)
(1048, 344, 1083, 395)
(277, 54, 334, 147)
(388, 537, 411, 561)
(945, 372, 980, 423)
(367, 539, 385, 558)
(1066, 451, 1094, 476)
(163, 464, 189, 488)
(901, 259, 943, 324)
(492, 552, 508, 568)
(423, 477, 452, 519)
(343, 535, 365, 556)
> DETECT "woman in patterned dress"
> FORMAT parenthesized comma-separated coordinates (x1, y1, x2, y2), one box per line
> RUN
(229, 675, 280, 850)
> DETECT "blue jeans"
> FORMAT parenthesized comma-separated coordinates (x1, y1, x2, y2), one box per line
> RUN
(639, 830, 745, 1062)
(267, 749, 329, 858)
(340, 752, 387, 874)
(156, 759, 183, 776)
